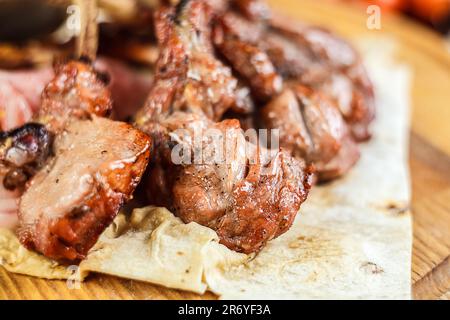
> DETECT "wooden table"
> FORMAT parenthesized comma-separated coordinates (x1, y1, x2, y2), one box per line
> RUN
(1, 0, 449, 300)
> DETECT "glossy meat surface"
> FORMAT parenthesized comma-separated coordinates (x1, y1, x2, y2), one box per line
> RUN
(268, 14, 375, 141)
(142, 112, 313, 253)
(136, 0, 252, 126)
(18, 117, 151, 262)
(260, 85, 360, 181)
(211, 4, 375, 141)
(213, 15, 282, 101)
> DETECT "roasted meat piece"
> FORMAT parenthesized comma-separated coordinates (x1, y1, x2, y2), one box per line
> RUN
(0, 60, 112, 190)
(135, 0, 313, 254)
(213, 13, 283, 101)
(267, 14, 375, 141)
(260, 85, 360, 181)
(18, 116, 150, 262)
(141, 112, 313, 253)
(136, 0, 252, 125)
(11, 1, 152, 262)
(211, 2, 375, 141)
(12, 60, 152, 262)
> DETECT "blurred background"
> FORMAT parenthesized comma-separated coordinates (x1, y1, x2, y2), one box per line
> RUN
(334, 0, 450, 34)
(0, 0, 448, 70)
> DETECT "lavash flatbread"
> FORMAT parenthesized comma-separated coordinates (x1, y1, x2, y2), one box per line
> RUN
(0, 38, 412, 299)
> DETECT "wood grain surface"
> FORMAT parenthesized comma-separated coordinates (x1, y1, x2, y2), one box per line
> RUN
(1, 0, 449, 300)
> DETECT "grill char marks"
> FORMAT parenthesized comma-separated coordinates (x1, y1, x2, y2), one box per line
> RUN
(136, 0, 252, 127)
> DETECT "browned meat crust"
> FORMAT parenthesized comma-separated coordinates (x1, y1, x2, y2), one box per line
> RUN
(268, 14, 375, 141)
(213, 16, 282, 101)
(136, 0, 252, 126)
(11, 59, 151, 262)
(260, 85, 360, 181)
(38, 60, 113, 133)
(0, 60, 114, 191)
(18, 117, 151, 262)
(142, 113, 313, 253)
(217, 150, 313, 252)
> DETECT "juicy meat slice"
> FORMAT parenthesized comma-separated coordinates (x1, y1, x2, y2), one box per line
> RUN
(260, 85, 360, 181)
(18, 116, 151, 262)
(0, 60, 113, 191)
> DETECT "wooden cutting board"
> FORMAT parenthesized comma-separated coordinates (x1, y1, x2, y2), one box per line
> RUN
(1, 0, 449, 300)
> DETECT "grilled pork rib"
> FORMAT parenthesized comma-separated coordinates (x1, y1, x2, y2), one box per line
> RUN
(15, 61, 151, 262)
(14, 0, 152, 261)
(136, 0, 252, 127)
(260, 85, 360, 181)
(212, 3, 375, 141)
(137, 0, 313, 253)
(19, 117, 150, 262)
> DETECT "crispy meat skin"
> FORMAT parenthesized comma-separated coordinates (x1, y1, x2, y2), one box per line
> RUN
(18, 117, 151, 262)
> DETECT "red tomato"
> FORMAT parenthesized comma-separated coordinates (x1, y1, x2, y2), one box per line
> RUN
(410, 0, 450, 21)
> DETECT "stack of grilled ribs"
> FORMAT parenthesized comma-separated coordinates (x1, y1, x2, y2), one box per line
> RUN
(0, 0, 375, 262)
